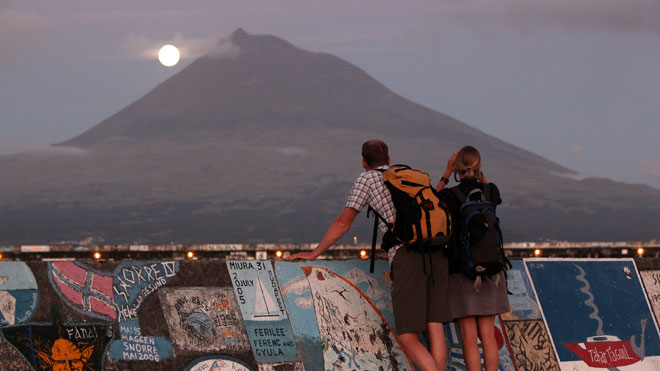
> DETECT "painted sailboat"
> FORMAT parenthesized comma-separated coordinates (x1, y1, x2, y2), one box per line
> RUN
(564, 335, 641, 368)
(251, 276, 280, 320)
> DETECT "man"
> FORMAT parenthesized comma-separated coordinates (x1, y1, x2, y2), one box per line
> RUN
(286, 140, 450, 371)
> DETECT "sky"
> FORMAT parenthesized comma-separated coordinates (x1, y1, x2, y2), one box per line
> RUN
(1, 0, 659, 188)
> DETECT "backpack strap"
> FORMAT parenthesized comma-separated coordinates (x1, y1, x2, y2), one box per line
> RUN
(367, 206, 388, 273)
(483, 183, 491, 202)
(466, 188, 486, 202)
(366, 167, 388, 273)
(453, 185, 490, 203)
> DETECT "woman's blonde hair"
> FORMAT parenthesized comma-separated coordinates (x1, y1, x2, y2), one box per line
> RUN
(455, 145, 481, 180)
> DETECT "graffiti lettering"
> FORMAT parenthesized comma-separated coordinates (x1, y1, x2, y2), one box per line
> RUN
(121, 334, 157, 345)
(228, 261, 255, 270)
(118, 325, 162, 362)
(175, 297, 189, 311)
(254, 327, 286, 337)
(255, 348, 285, 357)
(214, 313, 239, 327)
(585, 344, 637, 365)
(114, 275, 133, 302)
(652, 273, 660, 286)
(66, 326, 99, 340)
(234, 279, 254, 287)
(588, 349, 608, 365)
(114, 262, 174, 304)
(607, 345, 635, 362)
(132, 265, 147, 284)
(269, 270, 286, 315)
(108, 262, 179, 361)
(116, 277, 167, 322)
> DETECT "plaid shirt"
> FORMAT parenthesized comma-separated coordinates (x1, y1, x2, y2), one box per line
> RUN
(345, 166, 402, 262)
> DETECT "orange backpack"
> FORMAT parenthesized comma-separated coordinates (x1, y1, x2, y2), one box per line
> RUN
(368, 165, 452, 272)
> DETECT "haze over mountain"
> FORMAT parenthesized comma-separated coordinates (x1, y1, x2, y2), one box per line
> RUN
(1, 29, 659, 244)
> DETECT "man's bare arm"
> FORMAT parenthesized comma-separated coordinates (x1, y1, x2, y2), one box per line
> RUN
(285, 207, 359, 260)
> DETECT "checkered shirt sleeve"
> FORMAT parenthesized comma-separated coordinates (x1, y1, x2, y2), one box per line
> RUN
(345, 168, 396, 236)
(345, 167, 401, 263)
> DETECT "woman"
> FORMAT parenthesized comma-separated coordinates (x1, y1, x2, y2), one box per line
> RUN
(435, 146, 510, 371)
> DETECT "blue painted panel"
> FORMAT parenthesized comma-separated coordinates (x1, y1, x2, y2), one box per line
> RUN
(525, 259, 660, 367)
(227, 260, 299, 362)
(274, 259, 408, 370)
(108, 261, 179, 361)
(505, 259, 541, 320)
(0, 262, 39, 325)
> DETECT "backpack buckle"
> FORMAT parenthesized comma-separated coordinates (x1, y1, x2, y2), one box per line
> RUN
(421, 200, 434, 210)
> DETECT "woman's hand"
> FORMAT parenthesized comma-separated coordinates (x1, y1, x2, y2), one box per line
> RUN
(446, 152, 458, 174)
(437, 152, 459, 191)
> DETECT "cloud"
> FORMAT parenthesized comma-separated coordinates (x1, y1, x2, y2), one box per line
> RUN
(550, 171, 591, 181)
(0, 10, 50, 66)
(294, 296, 314, 309)
(208, 37, 242, 60)
(426, 0, 660, 35)
(640, 160, 660, 182)
(273, 147, 308, 158)
(0, 143, 88, 157)
(570, 145, 584, 158)
(280, 274, 311, 296)
(122, 32, 239, 60)
(39, 146, 89, 157)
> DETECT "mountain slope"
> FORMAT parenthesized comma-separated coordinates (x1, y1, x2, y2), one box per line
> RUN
(1, 29, 659, 244)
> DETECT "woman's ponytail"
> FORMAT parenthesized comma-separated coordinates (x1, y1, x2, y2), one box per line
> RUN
(455, 146, 481, 181)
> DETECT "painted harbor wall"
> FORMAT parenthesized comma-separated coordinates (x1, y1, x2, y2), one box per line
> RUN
(2, 258, 660, 370)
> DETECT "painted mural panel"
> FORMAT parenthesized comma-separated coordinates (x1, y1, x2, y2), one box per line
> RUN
(226, 260, 299, 362)
(184, 355, 254, 371)
(640, 270, 660, 326)
(159, 287, 250, 353)
(525, 258, 660, 370)
(0, 308, 112, 371)
(501, 259, 541, 321)
(275, 259, 411, 371)
(504, 320, 560, 371)
(48, 260, 179, 362)
(0, 262, 39, 326)
(445, 316, 516, 371)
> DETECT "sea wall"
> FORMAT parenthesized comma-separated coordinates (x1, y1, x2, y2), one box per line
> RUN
(2, 257, 660, 370)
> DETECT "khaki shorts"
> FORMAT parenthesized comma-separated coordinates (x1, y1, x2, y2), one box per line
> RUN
(391, 246, 451, 334)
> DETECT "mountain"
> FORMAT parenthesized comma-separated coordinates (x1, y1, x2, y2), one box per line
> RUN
(1, 29, 659, 244)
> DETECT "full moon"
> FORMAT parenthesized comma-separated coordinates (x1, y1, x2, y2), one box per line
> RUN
(158, 44, 180, 67)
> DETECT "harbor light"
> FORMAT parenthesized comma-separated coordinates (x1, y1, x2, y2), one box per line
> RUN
(534, 249, 541, 257)
(0, 253, 3, 260)
(187, 251, 194, 259)
(638, 248, 645, 256)
(360, 250, 367, 259)
(276, 250, 283, 258)
(93, 252, 101, 260)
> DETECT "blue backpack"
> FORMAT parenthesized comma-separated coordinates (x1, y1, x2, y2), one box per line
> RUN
(451, 186, 510, 286)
